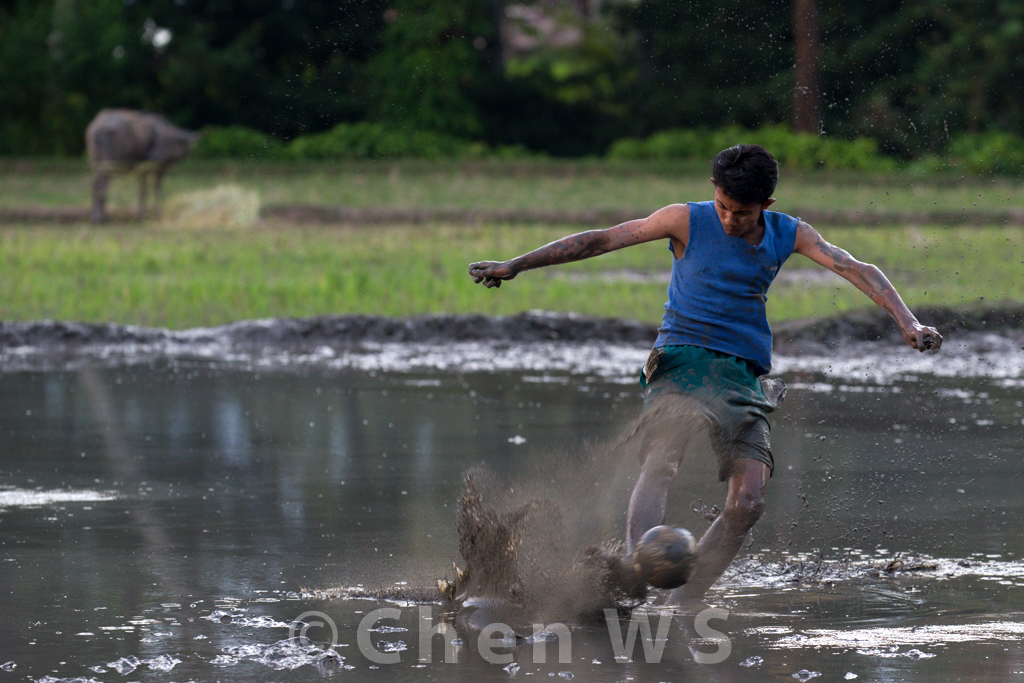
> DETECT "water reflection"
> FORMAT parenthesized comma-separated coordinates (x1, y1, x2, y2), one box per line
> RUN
(0, 358, 1022, 681)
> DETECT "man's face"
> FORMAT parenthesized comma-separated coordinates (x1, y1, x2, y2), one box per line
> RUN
(712, 185, 775, 239)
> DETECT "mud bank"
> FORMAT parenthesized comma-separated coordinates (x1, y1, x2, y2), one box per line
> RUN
(263, 204, 1024, 228)
(1, 307, 1021, 375)
(2, 306, 1020, 351)
(772, 305, 1024, 351)
(0, 310, 656, 352)
(5, 203, 1024, 226)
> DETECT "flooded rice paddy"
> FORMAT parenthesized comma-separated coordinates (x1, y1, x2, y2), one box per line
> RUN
(1, 328, 1023, 682)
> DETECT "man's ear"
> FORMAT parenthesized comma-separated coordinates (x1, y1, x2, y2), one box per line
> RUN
(762, 198, 776, 210)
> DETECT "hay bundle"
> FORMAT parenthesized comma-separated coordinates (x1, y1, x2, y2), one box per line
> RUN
(162, 183, 260, 228)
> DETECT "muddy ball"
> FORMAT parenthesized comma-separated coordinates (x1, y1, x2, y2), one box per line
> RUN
(633, 525, 697, 589)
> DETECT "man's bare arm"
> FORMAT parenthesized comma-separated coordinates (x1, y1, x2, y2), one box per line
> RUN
(793, 221, 942, 351)
(469, 203, 689, 288)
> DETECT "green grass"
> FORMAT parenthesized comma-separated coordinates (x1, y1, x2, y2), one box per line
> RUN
(3, 158, 1024, 216)
(1, 158, 1020, 328)
(1, 222, 1019, 329)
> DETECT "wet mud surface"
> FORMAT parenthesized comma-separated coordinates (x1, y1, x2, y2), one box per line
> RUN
(264, 204, 1024, 227)
(2, 306, 1021, 373)
(2, 313, 1024, 681)
(0, 310, 658, 350)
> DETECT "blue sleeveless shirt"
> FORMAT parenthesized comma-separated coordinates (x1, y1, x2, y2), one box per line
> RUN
(653, 201, 799, 376)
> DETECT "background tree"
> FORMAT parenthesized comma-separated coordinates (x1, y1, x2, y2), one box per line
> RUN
(476, 0, 636, 155)
(1, 0, 1022, 158)
(366, 0, 497, 137)
(120, 0, 391, 139)
(612, 0, 794, 135)
(793, 0, 821, 133)
(0, 0, 392, 152)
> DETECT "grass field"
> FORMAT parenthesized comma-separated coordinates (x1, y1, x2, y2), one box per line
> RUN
(1, 158, 1020, 328)
(3, 158, 1024, 216)
(1, 220, 1019, 329)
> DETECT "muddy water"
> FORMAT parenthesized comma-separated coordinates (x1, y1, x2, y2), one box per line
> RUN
(1, 342, 1023, 682)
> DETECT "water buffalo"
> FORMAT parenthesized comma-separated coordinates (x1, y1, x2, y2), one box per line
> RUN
(86, 109, 200, 223)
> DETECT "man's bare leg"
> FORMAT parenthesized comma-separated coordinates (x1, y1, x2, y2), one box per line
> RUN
(668, 458, 769, 603)
(626, 439, 684, 555)
(622, 462, 671, 557)
(625, 396, 707, 555)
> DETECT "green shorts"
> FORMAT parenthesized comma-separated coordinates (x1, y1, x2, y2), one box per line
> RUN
(639, 345, 787, 480)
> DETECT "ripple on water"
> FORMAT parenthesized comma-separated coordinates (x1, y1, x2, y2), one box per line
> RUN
(0, 488, 115, 508)
(750, 621, 1024, 656)
(723, 552, 1024, 589)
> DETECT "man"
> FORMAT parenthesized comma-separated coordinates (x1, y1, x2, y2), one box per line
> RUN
(468, 144, 942, 601)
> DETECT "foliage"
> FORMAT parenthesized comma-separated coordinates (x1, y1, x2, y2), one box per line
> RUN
(946, 132, 1024, 175)
(184, 122, 899, 169)
(0, 0, 137, 154)
(612, 0, 1024, 159)
(607, 125, 895, 171)
(0, 0, 53, 154)
(366, 0, 497, 137)
(123, 0, 392, 140)
(479, 5, 636, 154)
(2, 0, 1024, 160)
(611, 0, 794, 135)
(0, 0, 392, 154)
(191, 123, 538, 161)
(283, 122, 532, 160)
(286, 122, 469, 160)
(908, 131, 1024, 176)
(192, 126, 282, 159)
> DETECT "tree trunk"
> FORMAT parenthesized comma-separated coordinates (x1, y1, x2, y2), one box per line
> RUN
(486, 0, 506, 74)
(793, 0, 821, 133)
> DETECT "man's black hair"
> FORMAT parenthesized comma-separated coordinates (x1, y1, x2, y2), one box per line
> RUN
(711, 144, 779, 204)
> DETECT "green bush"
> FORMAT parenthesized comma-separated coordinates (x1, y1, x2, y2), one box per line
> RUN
(187, 121, 539, 161)
(193, 126, 283, 159)
(285, 122, 534, 160)
(946, 132, 1024, 175)
(285, 122, 454, 159)
(607, 125, 894, 171)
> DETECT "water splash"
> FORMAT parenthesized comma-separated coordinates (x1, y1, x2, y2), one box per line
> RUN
(219, 637, 343, 671)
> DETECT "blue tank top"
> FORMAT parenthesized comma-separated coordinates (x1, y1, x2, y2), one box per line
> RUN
(653, 201, 799, 376)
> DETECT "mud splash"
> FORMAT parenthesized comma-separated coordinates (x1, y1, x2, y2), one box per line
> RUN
(307, 404, 724, 627)
(442, 470, 647, 623)
(305, 467, 650, 628)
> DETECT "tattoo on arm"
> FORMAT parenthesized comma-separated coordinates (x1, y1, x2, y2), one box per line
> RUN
(814, 235, 856, 273)
(815, 234, 916, 326)
(799, 223, 934, 348)
(510, 230, 612, 272)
